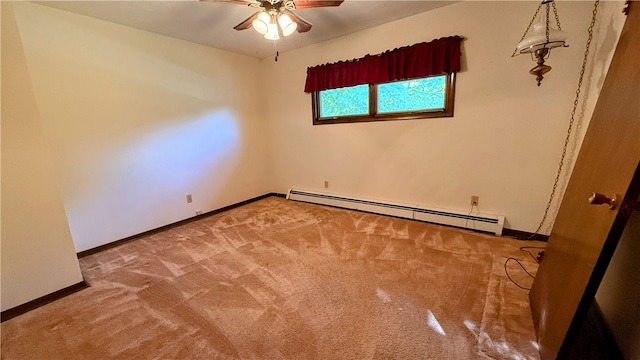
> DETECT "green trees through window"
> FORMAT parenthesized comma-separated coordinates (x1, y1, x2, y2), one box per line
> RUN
(378, 76, 446, 113)
(319, 84, 369, 118)
(313, 74, 455, 125)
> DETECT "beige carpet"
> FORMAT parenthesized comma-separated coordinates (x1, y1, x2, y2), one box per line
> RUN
(1, 197, 543, 359)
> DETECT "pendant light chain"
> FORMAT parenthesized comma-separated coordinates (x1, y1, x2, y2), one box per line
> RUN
(545, 3, 551, 43)
(531, 0, 600, 237)
(552, 2, 562, 30)
(512, 3, 545, 57)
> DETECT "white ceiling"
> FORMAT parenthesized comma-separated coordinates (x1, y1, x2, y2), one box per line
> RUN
(38, 1, 458, 59)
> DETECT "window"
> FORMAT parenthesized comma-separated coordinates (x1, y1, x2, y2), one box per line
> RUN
(318, 84, 369, 118)
(304, 36, 462, 125)
(312, 73, 455, 125)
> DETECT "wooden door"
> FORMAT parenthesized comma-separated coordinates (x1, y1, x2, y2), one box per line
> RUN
(529, 3, 640, 359)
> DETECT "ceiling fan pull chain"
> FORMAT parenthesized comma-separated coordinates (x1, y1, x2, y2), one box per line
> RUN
(273, 39, 279, 61)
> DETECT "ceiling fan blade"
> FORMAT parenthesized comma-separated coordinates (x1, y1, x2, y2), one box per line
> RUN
(234, 11, 261, 30)
(200, 0, 258, 5)
(292, 0, 344, 9)
(285, 10, 312, 33)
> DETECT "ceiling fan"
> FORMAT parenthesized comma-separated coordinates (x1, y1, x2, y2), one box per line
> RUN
(202, 0, 344, 40)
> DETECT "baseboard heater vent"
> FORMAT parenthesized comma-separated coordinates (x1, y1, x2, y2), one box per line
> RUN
(287, 189, 505, 235)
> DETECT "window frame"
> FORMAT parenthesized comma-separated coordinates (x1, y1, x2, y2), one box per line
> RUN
(312, 72, 456, 125)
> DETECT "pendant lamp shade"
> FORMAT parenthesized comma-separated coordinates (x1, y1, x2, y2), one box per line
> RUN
(516, 22, 568, 54)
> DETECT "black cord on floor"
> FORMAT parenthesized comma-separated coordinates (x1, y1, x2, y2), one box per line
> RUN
(504, 257, 535, 290)
(519, 246, 546, 263)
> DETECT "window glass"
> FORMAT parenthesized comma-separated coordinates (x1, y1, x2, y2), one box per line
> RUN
(377, 76, 447, 113)
(312, 73, 455, 124)
(319, 84, 369, 117)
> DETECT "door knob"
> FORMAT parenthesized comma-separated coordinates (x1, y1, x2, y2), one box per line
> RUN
(588, 193, 618, 209)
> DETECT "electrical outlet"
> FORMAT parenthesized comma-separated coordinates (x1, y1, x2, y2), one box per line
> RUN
(195, 209, 202, 215)
(470, 195, 479, 206)
(324, 181, 329, 189)
(186, 194, 193, 203)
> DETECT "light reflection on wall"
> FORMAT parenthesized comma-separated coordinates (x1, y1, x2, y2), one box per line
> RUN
(66, 109, 240, 252)
(134, 109, 240, 189)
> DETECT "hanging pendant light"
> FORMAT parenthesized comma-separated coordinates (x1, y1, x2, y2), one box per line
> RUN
(512, 0, 568, 86)
(516, 23, 568, 54)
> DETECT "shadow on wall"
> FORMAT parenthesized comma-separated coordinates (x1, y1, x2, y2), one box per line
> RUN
(545, 7, 624, 234)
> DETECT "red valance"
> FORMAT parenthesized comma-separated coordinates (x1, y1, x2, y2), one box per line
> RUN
(304, 36, 463, 93)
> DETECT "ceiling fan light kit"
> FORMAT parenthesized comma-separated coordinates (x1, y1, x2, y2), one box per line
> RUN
(265, 17, 280, 40)
(202, 0, 343, 60)
(205, 0, 343, 40)
(251, 10, 296, 39)
(251, 11, 270, 34)
(278, 13, 297, 36)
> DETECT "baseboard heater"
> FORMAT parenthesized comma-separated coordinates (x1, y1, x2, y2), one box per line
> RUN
(287, 189, 505, 235)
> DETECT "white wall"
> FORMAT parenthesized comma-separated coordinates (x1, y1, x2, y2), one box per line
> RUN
(10, 2, 270, 253)
(0, 0, 626, 311)
(262, 1, 625, 233)
(1, 3, 84, 311)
